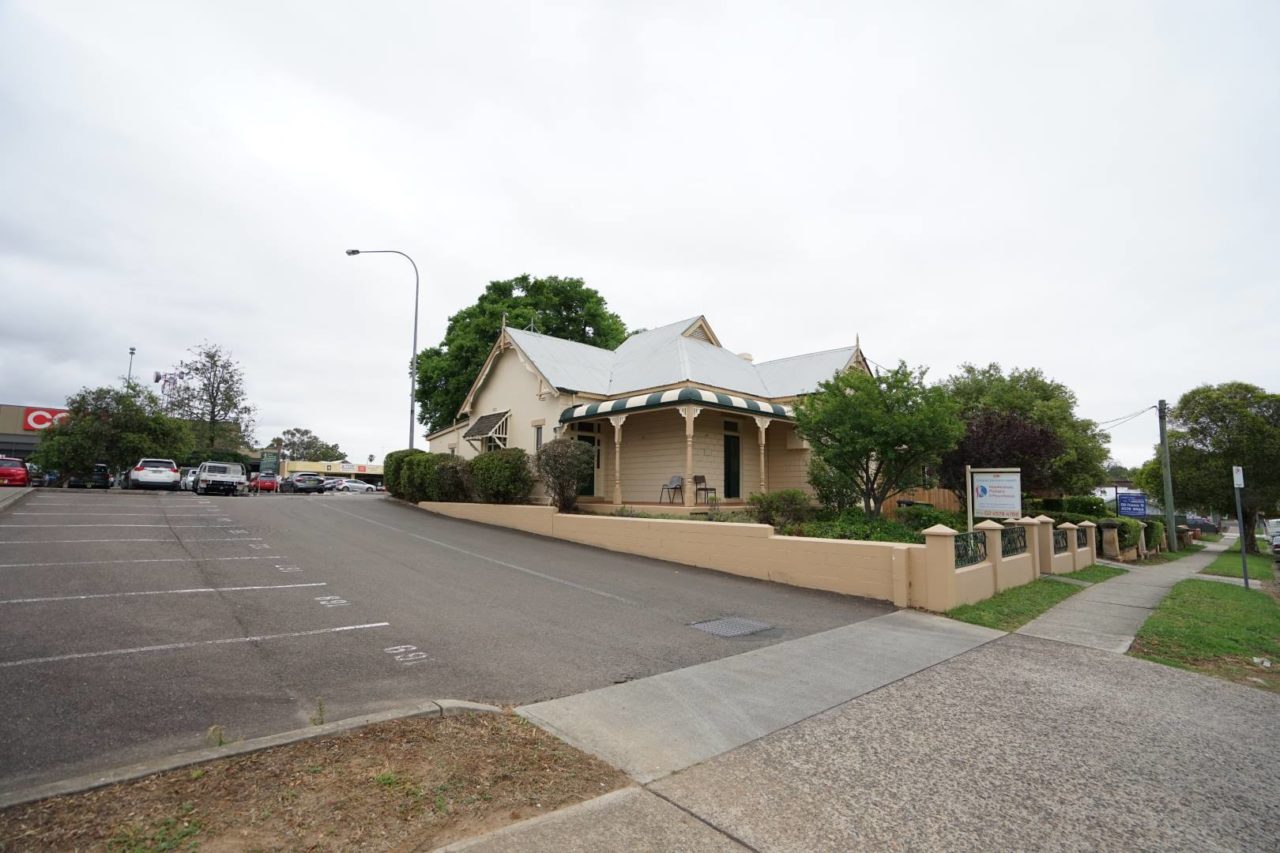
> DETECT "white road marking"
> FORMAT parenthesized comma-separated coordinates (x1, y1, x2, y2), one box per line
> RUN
(0, 583, 327, 604)
(13, 512, 225, 517)
(0, 538, 262, 545)
(0, 555, 284, 568)
(316, 502, 634, 605)
(0, 623, 392, 668)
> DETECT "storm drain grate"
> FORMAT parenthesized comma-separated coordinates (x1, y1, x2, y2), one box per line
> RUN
(689, 617, 773, 638)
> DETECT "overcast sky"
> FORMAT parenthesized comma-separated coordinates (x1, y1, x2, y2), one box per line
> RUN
(1, 1, 1275, 467)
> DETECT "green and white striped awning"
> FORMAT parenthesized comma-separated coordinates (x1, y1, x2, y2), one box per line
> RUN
(560, 387, 792, 424)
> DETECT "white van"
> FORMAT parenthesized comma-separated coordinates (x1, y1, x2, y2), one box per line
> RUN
(195, 461, 249, 496)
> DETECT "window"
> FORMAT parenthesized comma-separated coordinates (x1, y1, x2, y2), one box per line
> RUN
(535, 425, 543, 450)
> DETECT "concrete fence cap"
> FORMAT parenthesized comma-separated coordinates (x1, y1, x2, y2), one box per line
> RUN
(921, 523, 958, 535)
(1034, 515, 1056, 523)
(1015, 516, 1039, 524)
(974, 520, 1005, 530)
(1057, 522, 1078, 530)
(1077, 520, 1097, 528)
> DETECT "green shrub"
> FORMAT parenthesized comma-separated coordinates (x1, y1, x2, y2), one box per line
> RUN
(1063, 495, 1106, 515)
(1145, 519, 1166, 549)
(536, 438, 596, 512)
(785, 509, 922, 544)
(402, 453, 451, 502)
(434, 457, 473, 502)
(471, 448, 534, 504)
(896, 505, 967, 532)
(1099, 516, 1143, 549)
(383, 448, 425, 499)
(748, 489, 813, 529)
(1040, 498, 1064, 511)
(807, 457, 858, 513)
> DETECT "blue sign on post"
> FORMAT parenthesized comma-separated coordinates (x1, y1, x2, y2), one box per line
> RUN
(1117, 492, 1148, 518)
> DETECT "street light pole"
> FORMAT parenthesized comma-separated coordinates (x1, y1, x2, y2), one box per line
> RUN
(346, 249, 420, 450)
(127, 347, 136, 384)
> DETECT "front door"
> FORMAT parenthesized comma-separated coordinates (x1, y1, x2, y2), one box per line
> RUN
(577, 435, 597, 496)
(723, 434, 741, 499)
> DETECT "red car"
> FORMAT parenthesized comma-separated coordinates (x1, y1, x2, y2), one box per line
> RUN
(250, 473, 279, 493)
(0, 457, 30, 487)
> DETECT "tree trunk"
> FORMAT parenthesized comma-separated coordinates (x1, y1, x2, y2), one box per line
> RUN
(1241, 507, 1259, 554)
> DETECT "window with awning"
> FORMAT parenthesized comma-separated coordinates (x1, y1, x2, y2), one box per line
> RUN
(464, 411, 510, 452)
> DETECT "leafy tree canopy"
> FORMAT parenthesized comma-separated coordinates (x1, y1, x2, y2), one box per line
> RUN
(1105, 461, 1137, 481)
(32, 383, 193, 478)
(270, 428, 344, 462)
(795, 363, 963, 517)
(1137, 383, 1280, 552)
(164, 343, 257, 453)
(942, 363, 1109, 494)
(938, 409, 1064, 504)
(415, 275, 628, 434)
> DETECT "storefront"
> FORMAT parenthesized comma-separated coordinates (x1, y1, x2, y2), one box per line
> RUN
(0, 403, 69, 459)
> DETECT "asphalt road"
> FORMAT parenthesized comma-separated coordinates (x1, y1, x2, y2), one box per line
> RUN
(0, 489, 889, 794)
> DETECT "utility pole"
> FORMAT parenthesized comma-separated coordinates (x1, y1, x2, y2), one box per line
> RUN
(1157, 399, 1178, 552)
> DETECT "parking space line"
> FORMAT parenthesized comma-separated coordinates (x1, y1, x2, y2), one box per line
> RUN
(315, 502, 634, 605)
(13, 512, 222, 517)
(0, 538, 262, 545)
(0, 555, 284, 569)
(0, 582, 328, 604)
(0, 524, 240, 529)
(0, 623, 392, 669)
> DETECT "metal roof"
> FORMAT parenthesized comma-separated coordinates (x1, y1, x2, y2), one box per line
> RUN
(561, 388, 792, 424)
(502, 318, 861, 403)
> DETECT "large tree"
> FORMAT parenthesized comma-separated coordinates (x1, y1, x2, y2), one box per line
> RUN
(1134, 383, 1280, 553)
(938, 409, 1064, 506)
(270, 427, 344, 462)
(942, 363, 1109, 494)
(415, 275, 628, 434)
(32, 383, 193, 478)
(163, 343, 257, 453)
(795, 363, 963, 517)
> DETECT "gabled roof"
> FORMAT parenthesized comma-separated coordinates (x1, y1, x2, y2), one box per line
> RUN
(459, 315, 868, 417)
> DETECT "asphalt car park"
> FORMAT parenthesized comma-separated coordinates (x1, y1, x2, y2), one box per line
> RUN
(0, 489, 889, 797)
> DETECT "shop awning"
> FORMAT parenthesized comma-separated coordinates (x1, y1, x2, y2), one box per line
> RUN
(560, 388, 791, 425)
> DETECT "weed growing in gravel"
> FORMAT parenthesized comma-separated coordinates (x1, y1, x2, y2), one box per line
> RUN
(309, 698, 326, 726)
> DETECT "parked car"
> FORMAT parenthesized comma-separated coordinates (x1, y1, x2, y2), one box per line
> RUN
(128, 458, 181, 491)
(195, 461, 249, 496)
(180, 468, 199, 491)
(25, 463, 43, 487)
(0, 457, 30, 487)
(335, 478, 376, 493)
(67, 464, 112, 489)
(250, 473, 279, 493)
(1271, 529, 1280, 559)
(280, 472, 327, 494)
(321, 478, 344, 492)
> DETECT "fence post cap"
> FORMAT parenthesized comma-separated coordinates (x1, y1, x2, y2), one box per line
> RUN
(1034, 514, 1056, 524)
(1014, 516, 1039, 524)
(1077, 520, 1097, 528)
(1057, 521, 1078, 530)
(974, 519, 1005, 531)
(921, 523, 958, 536)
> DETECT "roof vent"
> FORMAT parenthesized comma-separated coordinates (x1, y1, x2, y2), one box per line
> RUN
(737, 353, 753, 362)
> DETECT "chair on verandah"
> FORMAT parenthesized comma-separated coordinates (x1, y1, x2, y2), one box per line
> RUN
(659, 475, 684, 504)
(693, 475, 717, 504)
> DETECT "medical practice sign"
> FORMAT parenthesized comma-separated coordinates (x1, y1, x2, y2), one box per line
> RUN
(973, 471, 1022, 519)
(23, 407, 69, 430)
(1117, 492, 1148, 518)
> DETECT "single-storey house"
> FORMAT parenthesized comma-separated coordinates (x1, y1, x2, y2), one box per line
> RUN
(425, 316, 870, 508)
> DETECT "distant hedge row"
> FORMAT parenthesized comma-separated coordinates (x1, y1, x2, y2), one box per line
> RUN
(383, 447, 534, 504)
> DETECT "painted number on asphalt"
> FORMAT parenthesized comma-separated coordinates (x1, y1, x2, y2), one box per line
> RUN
(383, 645, 431, 665)
(315, 595, 349, 607)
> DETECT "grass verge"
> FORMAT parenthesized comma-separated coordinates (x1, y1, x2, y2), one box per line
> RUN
(0, 712, 627, 852)
(1200, 537, 1275, 581)
(1198, 532, 1223, 543)
(1062, 565, 1126, 584)
(1133, 543, 1205, 566)
(946, 578, 1081, 632)
(1130, 579, 1280, 691)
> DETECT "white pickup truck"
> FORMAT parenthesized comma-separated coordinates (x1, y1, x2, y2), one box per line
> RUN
(195, 461, 249, 496)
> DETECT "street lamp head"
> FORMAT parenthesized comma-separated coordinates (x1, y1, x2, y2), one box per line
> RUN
(345, 249, 360, 256)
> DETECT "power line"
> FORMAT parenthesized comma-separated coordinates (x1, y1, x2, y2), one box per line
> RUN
(1096, 407, 1156, 430)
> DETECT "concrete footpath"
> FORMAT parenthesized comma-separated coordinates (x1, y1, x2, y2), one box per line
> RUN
(1016, 536, 1231, 653)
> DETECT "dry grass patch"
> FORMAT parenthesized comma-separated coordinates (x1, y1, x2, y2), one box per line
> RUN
(0, 712, 627, 852)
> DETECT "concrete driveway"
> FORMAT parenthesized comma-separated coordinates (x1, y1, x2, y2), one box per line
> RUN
(0, 490, 889, 795)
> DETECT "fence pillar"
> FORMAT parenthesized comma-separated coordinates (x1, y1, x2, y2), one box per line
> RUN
(921, 524, 958, 612)
(1137, 522, 1149, 558)
(1035, 515, 1056, 576)
(891, 545, 910, 608)
(1079, 521, 1097, 568)
(1100, 522, 1120, 559)
(1058, 522, 1079, 572)
(1015, 516, 1042, 577)
(976, 520, 1005, 593)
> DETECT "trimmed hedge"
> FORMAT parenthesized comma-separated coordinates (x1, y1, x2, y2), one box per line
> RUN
(471, 448, 534, 504)
(896, 505, 967, 532)
(384, 448, 426, 499)
(433, 457, 473, 502)
(748, 489, 812, 529)
(1063, 495, 1106, 515)
(400, 452, 473, 502)
(786, 508, 923, 544)
(1144, 519, 1166, 550)
(536, 438, 595, 512)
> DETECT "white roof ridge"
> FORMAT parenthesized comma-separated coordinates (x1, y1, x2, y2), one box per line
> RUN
(755, 345, 856, 366)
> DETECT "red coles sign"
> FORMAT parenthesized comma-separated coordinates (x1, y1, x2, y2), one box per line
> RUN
(23, 407, 70, 431)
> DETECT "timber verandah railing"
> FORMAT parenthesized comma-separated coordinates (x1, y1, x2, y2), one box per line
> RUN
(1001, 525, 1028, 557)
(1053, 529, 1070, 554)
(954, 531, 987, 568)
